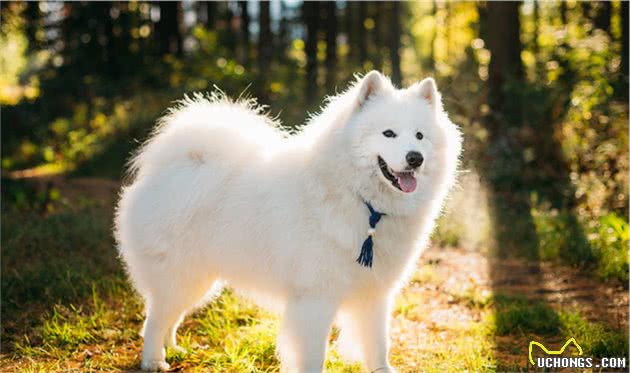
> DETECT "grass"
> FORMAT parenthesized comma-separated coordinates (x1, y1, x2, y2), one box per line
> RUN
(1, 182, 628, 372)
(391, 283, 496, 373)
(493, 295, 562, 336)
(490, 294, 629, 370)
(0, 193, 361, 372)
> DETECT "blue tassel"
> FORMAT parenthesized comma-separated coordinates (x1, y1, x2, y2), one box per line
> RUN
(356, 202, 386, 268)
(358, 235, 374, 267)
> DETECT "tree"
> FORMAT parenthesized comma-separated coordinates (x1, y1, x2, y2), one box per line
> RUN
(444, 1, 451, 59)
(155, 1, 182, 56)
(325, 2, 337, 91)
(582, 2, 592, 19)
(622, 0, 629, 94)
(389, 1, 402, 86)
(238, 1, 250, 65)
(531, 0, 542, 79)
(258, 1, 271, 99)
(345, 2, 359, 64)
(196, 2, 215, 28)
(428, 0, 437, 73)
(593, 2, 612, 35)
(483, 1, 523, 114)
(560, 1, 567, 25)
(532, 0, 540, 56)
(277, 1, 291, 61)
(304, 1, 320, 105)
(23, 2, 41, 52)
(358, 2, 368, 65)
(372, 2, 384, 71)
(206, 2, 216, 28)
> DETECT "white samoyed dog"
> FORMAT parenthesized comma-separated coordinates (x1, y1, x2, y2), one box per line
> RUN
(115, 71, 462, 372)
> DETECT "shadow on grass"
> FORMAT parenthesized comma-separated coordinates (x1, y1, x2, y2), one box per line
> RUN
(0, 178, 289, 372)
(0, 179, 131, 352)
(480, 92, 628, 370)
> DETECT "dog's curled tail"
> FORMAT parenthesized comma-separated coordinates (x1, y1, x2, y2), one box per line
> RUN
(126, 91, 285, 181)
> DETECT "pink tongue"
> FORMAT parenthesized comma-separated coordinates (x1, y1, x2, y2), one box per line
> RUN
(396, 174, 417, 193)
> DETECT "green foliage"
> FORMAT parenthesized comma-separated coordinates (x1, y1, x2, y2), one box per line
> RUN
(0, 3, 41, 105)
(492, 295, 560, 336)
(590, 213, 629, 283)
(531, 204, 593, 265)
(532, 203, 629, 283)
(559, 311, 629, 358)
(492, 294, 628, 359)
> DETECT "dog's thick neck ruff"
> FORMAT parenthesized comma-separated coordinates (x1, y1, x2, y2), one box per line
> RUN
(357, 201, 387, 268)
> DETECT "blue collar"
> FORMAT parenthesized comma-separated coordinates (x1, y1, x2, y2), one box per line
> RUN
(356, 201, 386, 268)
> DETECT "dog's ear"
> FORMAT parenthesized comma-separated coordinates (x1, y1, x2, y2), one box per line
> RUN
(357, 71, 384, 106)
(415, 77, 440, 108)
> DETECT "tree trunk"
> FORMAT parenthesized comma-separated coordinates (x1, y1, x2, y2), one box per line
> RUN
(532, 0, 539, 56)
(346, 2, 358, 64)
(358, 2, 367, 66)
(325, 2, 337, 91)
(478, 1, 489, 42)
(304, 1, 320, 104)
(206, 2, 216, 28)
(238, 1, 250, 65)
(560, 1, 567, 25)
(23, 2, 41, 51)
(581, 2, 592, 21)
(258, 0, 271, 97)
(532, 0, 541, 79)
(485, 1, 523, 114)
(444, 1, 450, 59)
(278, 1, 290, 61)
(389, 1, 402, 86)
(594, 2, 612, 35)
(621, 0, 629, 94)
(428, 0, 437, 72)
(156, 1, 182, 56)
(373, 2, 384, 71)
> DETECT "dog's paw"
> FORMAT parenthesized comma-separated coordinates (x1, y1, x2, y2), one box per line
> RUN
(168, 345, 187, 354)
(141, 359, 170, 372)
(370, 364, 396, 373)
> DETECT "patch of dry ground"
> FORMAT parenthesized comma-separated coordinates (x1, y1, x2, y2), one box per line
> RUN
(391, 247, 628, 371)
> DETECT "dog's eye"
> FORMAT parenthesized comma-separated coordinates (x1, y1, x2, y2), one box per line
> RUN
(416, 132, 424, 140)
(382, 130, 397, 138)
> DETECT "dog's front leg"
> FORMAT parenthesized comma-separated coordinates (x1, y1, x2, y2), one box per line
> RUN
(277, 296, 338, 373)
(360, 298, 396, 373)
(339, 297, 396, 373)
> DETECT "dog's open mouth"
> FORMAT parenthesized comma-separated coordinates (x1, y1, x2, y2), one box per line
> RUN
(378, 156, 417, 193)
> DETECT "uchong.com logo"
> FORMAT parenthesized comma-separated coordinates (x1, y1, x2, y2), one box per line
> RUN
(529, 337, 627, 370)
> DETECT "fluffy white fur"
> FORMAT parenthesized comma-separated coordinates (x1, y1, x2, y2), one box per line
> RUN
(115, 71, 462, 372)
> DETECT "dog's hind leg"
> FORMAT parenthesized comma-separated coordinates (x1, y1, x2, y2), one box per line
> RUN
(141, 300, 177, 372)
(277, 297, 338, 373)
(141, 277, 217, 371)
(163, 280, 223, 353)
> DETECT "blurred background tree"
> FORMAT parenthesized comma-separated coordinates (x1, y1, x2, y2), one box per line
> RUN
(1, 0, 628, 283)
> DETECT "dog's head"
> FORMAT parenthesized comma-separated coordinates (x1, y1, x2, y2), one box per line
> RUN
(344, 71, 456, 204)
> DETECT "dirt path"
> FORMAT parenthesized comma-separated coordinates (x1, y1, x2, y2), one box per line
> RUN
(415, 247, 627, 328)
(391, 247, 628, 370)
(9, 174, 121, 207)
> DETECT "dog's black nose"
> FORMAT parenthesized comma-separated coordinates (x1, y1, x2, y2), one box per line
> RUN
(406, 151, 424, 168)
